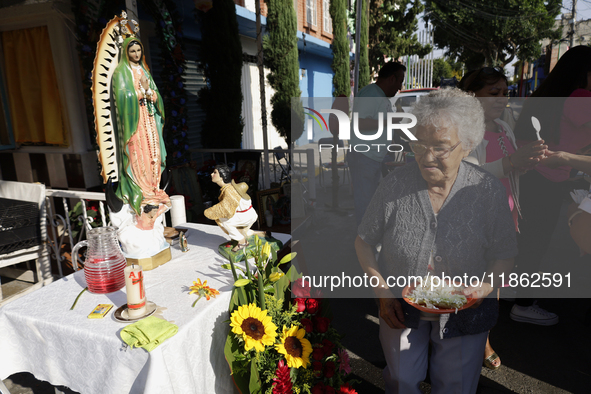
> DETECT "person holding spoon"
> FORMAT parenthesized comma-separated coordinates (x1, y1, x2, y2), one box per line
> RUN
(459, 67, 547, 232)
(459, 67, 547, 371)
(510, 45, 591, 325)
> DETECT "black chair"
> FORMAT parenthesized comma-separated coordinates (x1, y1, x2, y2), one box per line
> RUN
(273, 146, 292, 184)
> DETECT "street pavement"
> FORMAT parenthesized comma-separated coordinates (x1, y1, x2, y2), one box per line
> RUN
(3, 172, 591, 393)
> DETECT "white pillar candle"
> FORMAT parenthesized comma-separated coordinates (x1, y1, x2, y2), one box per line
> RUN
(124, 264, 147, 319)
(170, 195, 187, 227)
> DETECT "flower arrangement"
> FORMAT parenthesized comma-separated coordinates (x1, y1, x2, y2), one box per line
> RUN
(223, 236, 357, 393)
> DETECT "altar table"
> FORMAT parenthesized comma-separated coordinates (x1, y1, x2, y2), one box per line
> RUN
(0, 223, 290, 394)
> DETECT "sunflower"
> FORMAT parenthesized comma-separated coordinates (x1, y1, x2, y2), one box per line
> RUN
(230, 303, 277, 352)
(275, 325, 313, 368)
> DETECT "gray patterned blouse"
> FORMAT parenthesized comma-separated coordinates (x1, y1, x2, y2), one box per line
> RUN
(359, 161, 518, 338)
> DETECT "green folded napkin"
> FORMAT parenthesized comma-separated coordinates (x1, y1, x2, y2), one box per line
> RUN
(120, 316, 178, 352)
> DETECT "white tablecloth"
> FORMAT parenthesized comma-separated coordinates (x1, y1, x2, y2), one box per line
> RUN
(0, 223, 290, 394)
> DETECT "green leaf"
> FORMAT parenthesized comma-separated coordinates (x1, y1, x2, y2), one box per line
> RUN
(285, 265, 303, 283)
(221, 263, 232, 270)
(224, 334, 250, 394)
(263, 284, 275, 294)
(278, 252, 296, 266)
(264, 259, 273, 279)
(248, 358, 262, 393)
(229, 286, 248, 312)
(234, 278, 251, 287)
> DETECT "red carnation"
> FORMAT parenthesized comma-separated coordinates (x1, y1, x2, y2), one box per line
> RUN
(324, 361, 336, 378)
(306, 298, 321, 314)
(338, 383, 357, 394)
(312, 360, 323, 377)
(311, 382, 325, 394)
(301, 318, 313, 333)
(272, 359, 293, 394)
(312, 347, 325, 361)
(294, 298, 306, 313)
(292, 278, 311, 297)
(325, 387, 336, 394)
(313, 316, 330, 333)
(322, 339, 335, 356)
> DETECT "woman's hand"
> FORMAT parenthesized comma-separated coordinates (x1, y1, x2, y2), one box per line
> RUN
(540, 150, 569, 169)
(510, 139, 547, 169)
(378, 297, 406, 329)
(462, 282, 494, 308)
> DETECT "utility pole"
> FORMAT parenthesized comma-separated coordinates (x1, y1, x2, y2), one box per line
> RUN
(571, 0, 577, 47)
(353, 0, 363, 95)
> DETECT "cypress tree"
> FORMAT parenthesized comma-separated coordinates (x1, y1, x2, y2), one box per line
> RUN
(264, 0, 304, 143)
(197, 0, 244, 148)
(330, 0, 350, 97)
(358, 0, 370, 89)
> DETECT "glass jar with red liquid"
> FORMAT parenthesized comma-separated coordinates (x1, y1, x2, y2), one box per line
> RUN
(72, 226, 127, 294)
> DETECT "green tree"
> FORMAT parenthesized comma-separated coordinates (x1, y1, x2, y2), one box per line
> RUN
(432, 58, 453, 86)
(358, 0, 370, 89)
(445, 56, 465, 79)
(197, 0, 244, 148)
(331, 0, 350, 96)
(424, 0, 561, 67)
(352, 1, 430, 80)
(264, 0, 304, 143)
(367, 0, 430, 75)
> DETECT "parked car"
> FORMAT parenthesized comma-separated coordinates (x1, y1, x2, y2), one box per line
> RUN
(391, 88, 438, 113)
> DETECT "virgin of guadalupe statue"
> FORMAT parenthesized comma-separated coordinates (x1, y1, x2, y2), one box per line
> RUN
(111, 37, 170, 217)
(92, 13, 171, 265)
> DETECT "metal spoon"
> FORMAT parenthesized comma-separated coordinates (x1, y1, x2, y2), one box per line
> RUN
(531, 116, 542, 140)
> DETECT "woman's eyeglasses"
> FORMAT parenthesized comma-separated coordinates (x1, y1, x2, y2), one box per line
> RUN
(409, 141, 462, 159)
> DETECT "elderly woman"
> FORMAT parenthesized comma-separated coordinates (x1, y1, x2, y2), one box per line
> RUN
(355, 88, 517, 394)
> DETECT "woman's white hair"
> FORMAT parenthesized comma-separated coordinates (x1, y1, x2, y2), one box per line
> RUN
(411, 88, 484, 151)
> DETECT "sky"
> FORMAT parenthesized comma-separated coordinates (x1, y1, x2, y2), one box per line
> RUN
(421, 0, 591, 77)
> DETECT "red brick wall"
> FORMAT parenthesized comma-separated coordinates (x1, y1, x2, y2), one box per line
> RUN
(298, 0, 333, 44)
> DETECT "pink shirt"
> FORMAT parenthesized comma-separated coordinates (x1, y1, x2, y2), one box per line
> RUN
(484, 128, 519, 230)
(536, 89, 591, 182)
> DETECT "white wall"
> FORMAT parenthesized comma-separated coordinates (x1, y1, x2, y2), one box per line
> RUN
(240, 35, 287, 150)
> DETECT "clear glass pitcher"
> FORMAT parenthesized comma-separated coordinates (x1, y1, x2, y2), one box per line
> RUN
(72, 226, 127, 294)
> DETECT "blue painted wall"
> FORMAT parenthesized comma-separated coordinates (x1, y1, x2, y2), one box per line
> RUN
(296, 55, 334, 146)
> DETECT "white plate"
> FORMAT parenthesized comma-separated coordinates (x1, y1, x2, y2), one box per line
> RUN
(114, 301, 157, 322)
